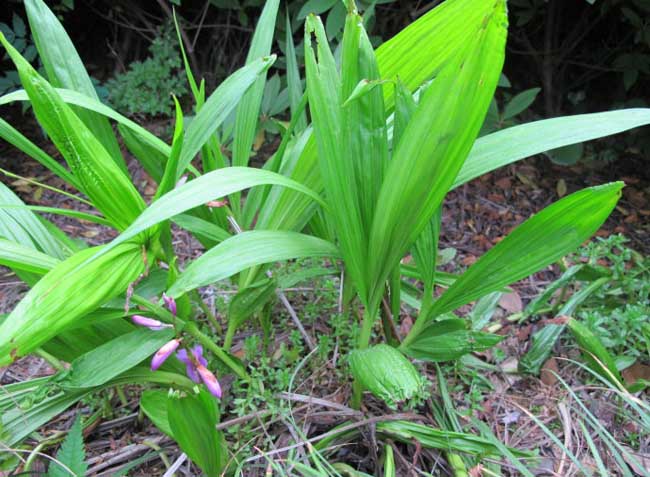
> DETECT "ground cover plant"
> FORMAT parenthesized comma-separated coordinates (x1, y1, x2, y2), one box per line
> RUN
(1, 0, 650, 474)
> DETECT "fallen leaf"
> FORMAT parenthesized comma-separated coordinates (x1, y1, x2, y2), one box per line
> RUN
(556, 179, 567, 197)
(541, 357, 559, 386)
(622, 362, 650, 385)
(499, 291, 523, 313)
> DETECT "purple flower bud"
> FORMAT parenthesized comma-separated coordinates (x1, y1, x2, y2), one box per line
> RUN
(197, 365, 222, 398)
(162, 293, 177, 316)
(131, 315, 171, 330)
(151, 339, 180, 371)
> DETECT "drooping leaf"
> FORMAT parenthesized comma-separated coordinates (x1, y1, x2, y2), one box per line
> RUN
(422, 183, 624, 322)
(0, 243, 144, 366)
(0, 238, 60, 275)
(169, 231, 339, 297)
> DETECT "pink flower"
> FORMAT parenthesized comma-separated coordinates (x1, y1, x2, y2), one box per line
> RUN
(197, 364, 222, 398)
(151, 339, 180, 371)
(162, 293, 177, 316)
(176, 345, 207, 383)
(131, 315, 171, 331)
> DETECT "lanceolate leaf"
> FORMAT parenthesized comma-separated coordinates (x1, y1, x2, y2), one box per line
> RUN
(0, 34, 145, 231)
(232, 0, 280, 168)
(24, 0, 125, 173)
(453, 109, 650, 189)
(177, 55, 276, 177)
(100, 167, 324, 257)
(61, 328, 176, 389)
(0, 243, 145, 366)
(422, 183, 624, 324)
(367, 1, 507, 312)
(0, 238, 60, 275)
(168, 231, 339, 297)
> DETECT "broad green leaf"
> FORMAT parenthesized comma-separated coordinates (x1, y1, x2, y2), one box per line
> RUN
(140, 390, 173, 437)
(0, 243, 144, 366)
(177, 55, 276, 177)
(101, 167, 325, 255)
(24, 0, 125, 173)
(376, 0, 504, 108)
(0, 238, 59, 275)
(454, 109, 650, 189)
(421, 183, 623, 322)
(228, 277, 277, 329)
(519, 324, 565, 375)
(502, 87, 540, 120)
(367, 1, 507, 312)
(46, 415, 87, 477)
(167, 389, 224, 477)
(401, 319, 503, 362)
(297, 0, 337, 19)
(61, 328, 175, 389)
(0, 34, 145, 231)
(349, 344, 426, 409)
(168, 231, 339, 297)
(257, 0, 503, 237)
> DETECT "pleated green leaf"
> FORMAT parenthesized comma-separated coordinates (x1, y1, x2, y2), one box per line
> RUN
(0, 181, 64, 259)
(0, 34, 145, 231)
(367, 1, 507, 312)
(0, 238, 59, 275)
(0, 243, 145, 366)
(232, 0, 280, 168)
(168, 231, 339, 297)
(421, 183, 624, 324)
(24, 0, 126, 173)
(101, 167, 324, 255)
(401, 319, 503, 362)
(167, 389, 224, 477)
(349, 344, 425, 409)
(454, 109, 650, 189)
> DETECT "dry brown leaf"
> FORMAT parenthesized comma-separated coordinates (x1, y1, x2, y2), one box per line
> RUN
(541, 357, 559, 386)
(499, 291, 523, 313)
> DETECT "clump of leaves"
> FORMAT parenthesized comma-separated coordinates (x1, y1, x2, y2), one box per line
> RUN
(106, 22, 187, 116)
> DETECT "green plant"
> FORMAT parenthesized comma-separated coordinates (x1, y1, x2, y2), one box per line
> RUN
(106, 22, 187, 117)
(2, 0, 650, 474)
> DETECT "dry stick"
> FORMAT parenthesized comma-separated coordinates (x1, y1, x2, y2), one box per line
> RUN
(86, 436, 169, 474)
(162, 452, 187, 477)
(226, 215, 315, 350)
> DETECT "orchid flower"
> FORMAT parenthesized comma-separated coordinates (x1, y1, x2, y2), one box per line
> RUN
(177, 345, 222, 398)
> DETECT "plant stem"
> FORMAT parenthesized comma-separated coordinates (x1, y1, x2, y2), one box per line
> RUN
(191, 290, 222, 334)
(36, 348, 65, 372)
(185, 322, 250, 382)
(357, 308, 375, 350)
